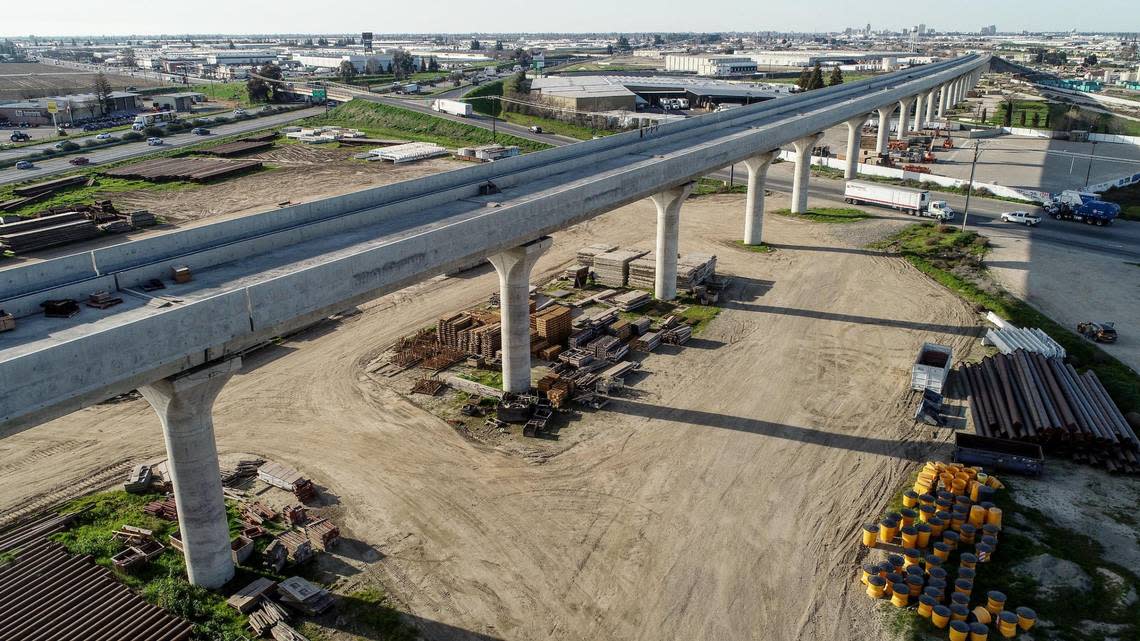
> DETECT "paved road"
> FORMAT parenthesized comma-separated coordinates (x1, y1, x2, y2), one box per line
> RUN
(0, 107, 325, 186)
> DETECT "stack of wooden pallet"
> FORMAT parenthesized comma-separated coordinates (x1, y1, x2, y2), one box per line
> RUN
(0, 213, 99, 253)
(471, 323, 501, 360)
(143, 496, 178, 521)
(677, 253, 717, 290)
(534, 305, 572, 345)
(628, 253, 658, 289)
(576, 243, 617, 268)
(593, 249, 647, 287)
(305, 518, 340, 550)
(632, 331, 661, 352)
(438, 312, 476, 350)
(613, 290, 651, 311)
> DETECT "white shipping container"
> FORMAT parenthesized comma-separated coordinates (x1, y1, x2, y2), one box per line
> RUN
(844, 180, 929, 214)
(432, 99, 473, 117)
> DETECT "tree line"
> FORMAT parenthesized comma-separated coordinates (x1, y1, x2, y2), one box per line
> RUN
(797, 63, 844, 91)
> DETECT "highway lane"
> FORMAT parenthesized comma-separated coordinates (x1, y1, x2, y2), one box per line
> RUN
(0, 107, 325, 186)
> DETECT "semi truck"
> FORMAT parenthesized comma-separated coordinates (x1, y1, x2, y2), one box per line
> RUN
(844, 180, 953, 219)
(431, 99, 473, 117)
(1043, 190, 1120, 226)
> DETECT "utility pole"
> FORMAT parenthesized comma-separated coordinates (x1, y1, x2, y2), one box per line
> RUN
(961, 141, 984, 230)
(1083, 140, 1098, 190)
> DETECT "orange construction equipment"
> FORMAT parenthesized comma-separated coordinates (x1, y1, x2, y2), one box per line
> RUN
(942, 138, 954, 149)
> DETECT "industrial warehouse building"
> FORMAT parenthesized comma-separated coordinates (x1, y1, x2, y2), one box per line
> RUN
(663, 54, 758, 77)
(0, 91, 142, 125)
(529, 75, 784, 112)
(747, 50, 924, 70)
(152, 92, 205, 112)
(292, 51, 422, 72)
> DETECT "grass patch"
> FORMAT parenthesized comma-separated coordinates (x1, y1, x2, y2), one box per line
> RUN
(678, 304, 721, 334)
(465, 80, 503, 117)
(872, 222, 1140, 415)
(1100, 182, 1140, 222)
(51, 490, 248, 641)
(300, 100, 549, 153)
(734, 240, 775, 253)
(190, 82, 252, 106)
(502, 111, 615, 140)
(0, 175, 193, 217)
(461, 369, 504, 389)
(693, 176, 748, 196)
(338, 588, 418, 640)
(773, 207, 872, 223)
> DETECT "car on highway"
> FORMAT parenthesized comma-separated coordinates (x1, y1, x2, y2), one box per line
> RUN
(95, 133, 112, 140)
(1000, 211, 1041, 226)
(15, 160, 34, 169)
(191, 127, 211, 135)
(9, 131, 30, 142)
(68, 157, 90, 166)
(234, 108, 247, 116)
(529, 125, 543, 134)
(147, 137, 164, 146)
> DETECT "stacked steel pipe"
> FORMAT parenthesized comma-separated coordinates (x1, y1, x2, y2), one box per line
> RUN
(960, 351, 1140, 473)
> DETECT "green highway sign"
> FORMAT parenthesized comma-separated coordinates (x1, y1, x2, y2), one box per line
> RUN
(312, 88, 327, 100)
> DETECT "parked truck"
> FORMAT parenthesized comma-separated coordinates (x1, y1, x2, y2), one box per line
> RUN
(431, 99, 473, 117)
(1043, 190, 1120, 226)
(846, 180, 928, 214)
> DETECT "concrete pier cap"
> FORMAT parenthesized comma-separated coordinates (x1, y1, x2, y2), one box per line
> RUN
(138, 357, 242, 589)
(742, 151, 779, 246)
(650, 182, 695, 301)
(488, 237, 553, 393)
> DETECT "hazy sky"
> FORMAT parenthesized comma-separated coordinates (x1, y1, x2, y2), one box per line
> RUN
(5, 0, 1138, 37)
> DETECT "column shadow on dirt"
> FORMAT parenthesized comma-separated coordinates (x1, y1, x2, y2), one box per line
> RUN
(720, 299, 981, 337)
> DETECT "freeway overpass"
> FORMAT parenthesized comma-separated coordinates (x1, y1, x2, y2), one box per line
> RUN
(0, 54, 989, 587)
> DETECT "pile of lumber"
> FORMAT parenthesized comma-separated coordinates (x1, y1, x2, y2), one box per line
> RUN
(576, 243, 617, 268)
(593, 249, 646, 287)
(0, 213, 99, 253)
(533, 305, 571, 345)
(677, 253, 717, 290)
(960, 351, 1140, 472)
(248, 598, 289, 635)
(277, 576, 335, 616)
(613, 290, 651, 311)
(143, 496, 178, 520)
(103, 157, 262, 182)
(0, 176, 88, 212)
(305, 518, 340, 550)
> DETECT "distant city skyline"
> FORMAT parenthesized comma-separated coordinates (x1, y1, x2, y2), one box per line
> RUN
(3, 0, 1138, 38)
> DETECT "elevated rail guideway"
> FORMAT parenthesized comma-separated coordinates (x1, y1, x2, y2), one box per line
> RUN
(0, 55, 988, 587)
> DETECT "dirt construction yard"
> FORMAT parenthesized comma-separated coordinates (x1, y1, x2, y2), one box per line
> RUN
(0, 190, 983, 640)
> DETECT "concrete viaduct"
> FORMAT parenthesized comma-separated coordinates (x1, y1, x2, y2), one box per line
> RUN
(0, 54, 989, 588)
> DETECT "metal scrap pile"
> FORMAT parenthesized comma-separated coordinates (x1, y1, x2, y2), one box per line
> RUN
(960, 351, 1140, 473)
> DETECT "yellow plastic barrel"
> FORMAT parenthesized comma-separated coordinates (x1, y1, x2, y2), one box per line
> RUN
(902, 490, 919, 508)
(931, 605, 952, 628)
(1016, 606, 1037, 631)
(950, 592, 970, 608)
(986, 591, 1006, 615)
(943, 530, 960, 550)
(904, 549, 923, 569)
(969, 505, 987, 528)
(861, 563, 877, 585)
(976, 471, 989, 485)
(916, 523, 933, 549)
(900, 508, 918, 528)
(901, 526, 919, 548)
(987, 475, 1004, 489)
(948, 620, 971, 641)
(970, 622, 989, 641)
(929, 566, 948, 582)
(951, 512, 967, 532)
(976, 542, 994, 562)
(960, 552, 978, 571)
(925, 554, 944, 572)
(891, 583, 910, 607)
(951, 478, 967, 495)
(981, 534, 998, 552)
(972, 606, 992, 625)
(917, 594, 936, 617)
(960, 524, 977, 546)
(998, 611, 1019, 638)
(958, 567, 976, 583)
(920, 493, 936, 508)
(987, 507, 1003, 529)
(866, 575, 886, 599)
(969, 480, 981, 503)
(862, 523, 879, 547)
(982, 523, 1000, 541)
(955, 579, 974, 598)
(924, 585, 943, 602)
(950, 604, 969, 621)
(879, 518, 899, 544)
(886, 573, 904, 590)
(928, 517, 946, 538)
(907, 575, 924, 598)
(933, 542, 951, 561)
(906, 564, 925, 581)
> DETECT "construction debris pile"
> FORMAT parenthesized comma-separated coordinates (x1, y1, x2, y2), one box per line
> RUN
(981, 314, 1066, 359)
(0, 201, 155, 254)
(283, 125, 366, 143)
(960, 351, 1139, 473)
(856, 461, 1039, 638)
(455, 144, 521, 162)
(227, 575, 328, 640)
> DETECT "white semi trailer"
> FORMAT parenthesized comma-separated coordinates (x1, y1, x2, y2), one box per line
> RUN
(844, 180, 930, 215)
(431, 99, 473, 117)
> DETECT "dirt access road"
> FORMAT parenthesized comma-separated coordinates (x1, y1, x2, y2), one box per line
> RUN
(0, 192, 980, 640)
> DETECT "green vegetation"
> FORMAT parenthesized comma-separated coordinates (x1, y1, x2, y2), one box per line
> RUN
(190, 82, 252, 106)
(0, 176, 193, 217)
(772, 207, 872, 223)
(1100, 182, 1140, 222)
(872, 223, 1140, 414)
(301, 100, 549, 152)
(982, 99, 1140, 137)
(502, 112, 615, 140)
(338, 588, 418, 640)
(465, 80, 503, 117)
(678, 304, 721, 334)
(692, 177, 747, 196)
(734, 241, 775, 253)
(461, 369, 504, 389)
(51, 491, 247, 641)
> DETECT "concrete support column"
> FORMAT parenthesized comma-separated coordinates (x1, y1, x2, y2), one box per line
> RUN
(897, 97, 915, 137)
(139, 358, 242, 589)
(875, 105, 893, 153)
(937, 82, 948, 118)
(650, 182, 694, 301)
(488, 237, 552, 393)
(790, 133, 824, 215)
(925, 88, 936, 124)
(742, 151, 778, 245)
(914, 93, 925, 131)
(844, 114, 869, 180)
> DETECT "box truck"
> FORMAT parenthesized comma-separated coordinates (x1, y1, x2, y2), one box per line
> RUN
(431, 99, 473, 117)
(844, 180, 930, 215)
